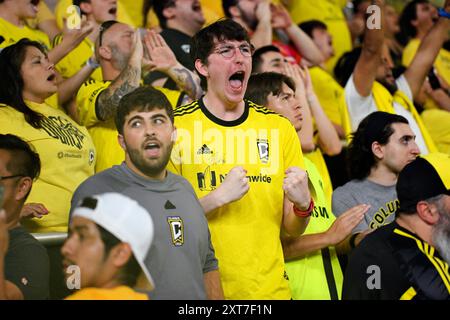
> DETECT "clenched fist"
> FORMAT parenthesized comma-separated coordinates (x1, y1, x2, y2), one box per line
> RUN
(216, 166, 250, 206)
(283, 166, 311, 210)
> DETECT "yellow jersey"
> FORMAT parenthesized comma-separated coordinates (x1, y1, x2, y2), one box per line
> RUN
(0, 102, 96, 233)
(421, 109, 450, 156)
(287, 0, 352, 74)
(65, 286, 148, 300)
(0, 17, 50, 50)
(285, 157, 343, 300)
(52, 34, 102, 81)
(168, 99, 305, 299)
(309, 66, 347, 128)
(76, 80, 184, 172)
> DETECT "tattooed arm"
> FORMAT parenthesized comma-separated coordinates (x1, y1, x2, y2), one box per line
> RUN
(96, 32, 142, 121)
(143, 30, 203, 100)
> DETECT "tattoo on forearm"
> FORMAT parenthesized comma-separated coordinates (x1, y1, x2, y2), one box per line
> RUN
(97, 65, 140, 121)
(172, 68, 203, 100)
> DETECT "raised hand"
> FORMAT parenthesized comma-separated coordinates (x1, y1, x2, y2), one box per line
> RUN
(271, 4, 293, 29)
(283, 166, 310, 210)
(62, 15, 95, 48)
(142, 30, 178, 73)
(325, 204, 369, 245)
(255, 0, 272, 23)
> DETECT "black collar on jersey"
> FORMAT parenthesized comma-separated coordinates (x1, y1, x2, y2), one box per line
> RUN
(199, 97, 249, 127)
(388, 223, 450, 300)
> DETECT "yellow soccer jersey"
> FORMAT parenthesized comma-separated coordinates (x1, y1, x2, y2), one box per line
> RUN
(53, 34, 102, 81)
(422, 109, 450, 156)
(309, 66, 346, 128)
(76, 80, 184, 172)
(0, 102, 96, 233)
(168, 99, 305, 299)
(285, 157, 343, 300)
(403, 39, 450, 89)
(287, 0, 352, 74)
(0, 17, 50, 50)
(304, 148, 333, 207)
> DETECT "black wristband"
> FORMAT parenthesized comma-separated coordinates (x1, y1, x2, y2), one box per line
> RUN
(349, 233, 359, 249)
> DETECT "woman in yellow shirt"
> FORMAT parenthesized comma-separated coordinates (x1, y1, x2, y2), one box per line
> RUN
(0, 39, 96, 233)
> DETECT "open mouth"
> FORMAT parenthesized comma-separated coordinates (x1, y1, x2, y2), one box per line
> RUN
(108, 7, 117, 15)
(229, 71, 245, 90)
(47, 73, 56, 82)
(144, 140, 161, 157)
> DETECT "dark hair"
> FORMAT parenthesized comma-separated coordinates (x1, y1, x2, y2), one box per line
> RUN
(115, 86, 174, 135)
(334, 47, 362, 87)
(399, 0, 428, 41)
(151, 0, 176, 29)
(347, 112, 409, 180)
(251, 45, 281, 74)
(298, 20, 328, 38)
(97, 225, 142, 287)
(222, 0, 237, 17)
(245, 72, 296, 106)
(73, 0, 90, 16)
(191, 18, 251, 90)
(0, 134, 41, 180)
(0, 39, 46, 129)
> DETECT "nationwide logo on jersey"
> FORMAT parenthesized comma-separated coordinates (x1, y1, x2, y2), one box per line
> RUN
(167, 216, 184, 247)
(197, 166, 217, 191)
(257, 139, 269, 163)
(197, 144, 214, 155)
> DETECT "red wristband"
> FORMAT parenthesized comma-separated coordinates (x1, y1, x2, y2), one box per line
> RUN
(293, 198, 314, 218)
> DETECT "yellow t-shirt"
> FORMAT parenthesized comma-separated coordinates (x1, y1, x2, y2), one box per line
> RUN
(0, 102, 96, 233)
(287, 0, 352, 74)
(421, 109, 450, 156)
(304, 148, 333, 207)
(52, 34, 102, 81)
(65, 286, 148, 300)
(0, 17, 50, 50)
(76, 80, 184, 172)
(402, 39, 450, 90)
(285, 157, 343, 300)
(168, 99, 305, 299)
(55, 0, 135, 30)
(309, 66, 346, 128)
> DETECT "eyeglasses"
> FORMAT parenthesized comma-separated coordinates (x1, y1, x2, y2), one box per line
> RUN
(0, 174, 24, 182)
(213, 43, 255, 59)
(98, 20, 119, 47)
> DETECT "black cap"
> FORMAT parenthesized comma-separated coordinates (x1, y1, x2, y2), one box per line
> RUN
(397, 153, 450, 213)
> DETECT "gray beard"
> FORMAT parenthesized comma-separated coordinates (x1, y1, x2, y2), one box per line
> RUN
(432, 212, 450, 265)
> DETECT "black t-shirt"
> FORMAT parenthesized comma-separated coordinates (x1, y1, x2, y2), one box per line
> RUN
(343, 221, 450, 300)
(144, 28, 194, 90)
(5, 226, 50, 299)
